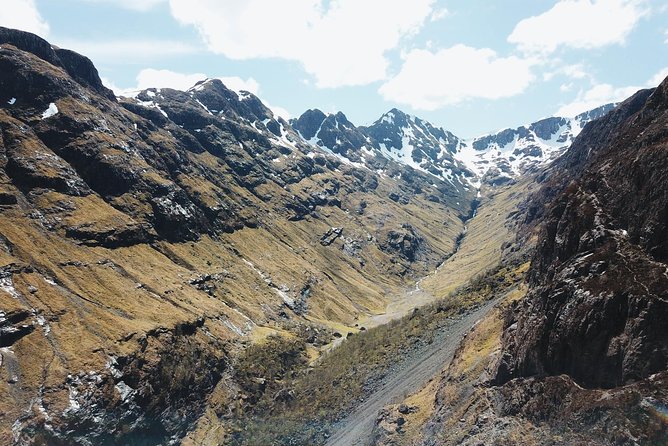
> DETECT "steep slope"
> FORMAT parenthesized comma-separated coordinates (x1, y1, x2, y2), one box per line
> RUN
(495, 81, 667, 388)
(0, 27, 475, 444)
(373, 78, 668, 445)
(292, 108, 472, 206)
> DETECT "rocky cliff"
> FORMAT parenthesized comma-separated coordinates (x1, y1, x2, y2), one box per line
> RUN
(373, 76, 668, 446)
(496, 80, 668, 389)
(0, 27, 475, 444)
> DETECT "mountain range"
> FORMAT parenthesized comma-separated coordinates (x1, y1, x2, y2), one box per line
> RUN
(0, 26, 665, 446)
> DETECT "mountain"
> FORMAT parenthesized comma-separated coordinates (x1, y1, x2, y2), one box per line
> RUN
(457, 104, 615, 185)
(292, 108, 472, 195)
(292, 105, 615, 194)
(1, 25, 658, 446)
(0, 27, 476, 444)
(373, 77, 668, 446)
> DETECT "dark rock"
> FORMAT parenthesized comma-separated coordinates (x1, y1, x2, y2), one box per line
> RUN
(379, 224, 425, 262)
(320, 227, 343, 246)
(495, 78, 668, 389)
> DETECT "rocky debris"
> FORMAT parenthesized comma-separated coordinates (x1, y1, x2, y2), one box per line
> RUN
(320, 227, 343, 246)
(188, 272, 228, 296)
(375, 407, 407, 435)
(17, 318, 226, 445)
(379, 224, 425, 262)
(397, 404, 417, 415)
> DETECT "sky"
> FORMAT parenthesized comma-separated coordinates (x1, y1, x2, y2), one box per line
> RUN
(1, 0, 667, 137)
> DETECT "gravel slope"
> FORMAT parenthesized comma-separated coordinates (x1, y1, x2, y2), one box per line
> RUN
(325, 298, 500, 446)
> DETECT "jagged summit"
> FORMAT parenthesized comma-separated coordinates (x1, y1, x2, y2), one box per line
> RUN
(291, 103, 616, 193)
(457, 103, 617, 185)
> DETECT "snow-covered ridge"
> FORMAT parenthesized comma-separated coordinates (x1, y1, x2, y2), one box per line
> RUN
(127, 77, 614, 194)
(292, 103, 615, 190)
(456, 103, 615, 185)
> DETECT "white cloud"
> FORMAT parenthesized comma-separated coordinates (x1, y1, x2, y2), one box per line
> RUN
(167, 0, 435, 88)
(509, 0, 648, 54)
(78, 0, 166, 11)
(0, 0, 49, 37)
(555, 67, 668, 116)
(264, 102, 292, 120)
(556, 83, 639, 116)
(560, 82, 574, 92)
(55, 39, 199, 61)
(134, 69, 207, 91)
(379, 45, 536, 110)
(647, 67, 668, 86)
(543, 63, 592, 81)
(126, 69, 260, 95)
(430, 7, 449, 22)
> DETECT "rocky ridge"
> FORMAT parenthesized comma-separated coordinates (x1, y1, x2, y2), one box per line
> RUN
(292, 104, 614, 193)
(0, 27, 476, 444)
(372, 76, 668, 445)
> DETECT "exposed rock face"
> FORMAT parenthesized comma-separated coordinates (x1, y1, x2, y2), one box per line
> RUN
(0, 28, 115, 100)
(18, 320, 226, 445)
(458, 104, 615, 184)
(496, 79, 668, 388)
(379, 224, 425, 263)
(0, 28, 477, 444)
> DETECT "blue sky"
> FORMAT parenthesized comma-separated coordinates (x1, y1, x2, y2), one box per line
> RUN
(1, 0, 667, 137)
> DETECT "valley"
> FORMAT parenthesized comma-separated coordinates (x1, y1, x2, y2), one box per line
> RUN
(0, 26, 666, 446)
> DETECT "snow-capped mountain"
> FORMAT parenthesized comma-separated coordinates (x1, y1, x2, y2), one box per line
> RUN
(291, 109, 370, 162)
(456, 104, 616, 186)
(291, 108, 473, 195)
(171, 79, 615, 195)
(362, 109, 470, 185)
(291, 104, 615, 191)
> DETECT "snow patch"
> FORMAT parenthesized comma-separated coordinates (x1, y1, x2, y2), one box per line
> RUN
(41, 103, 59, 119)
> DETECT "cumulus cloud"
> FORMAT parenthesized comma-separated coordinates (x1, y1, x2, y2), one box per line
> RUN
(78, 0, 166, 11)
(509, 0, 648, 54)
(117, 68, 260, 94)
(556, 83, 639, 116)
(0, 0, 49, 37)
(555, 66, 667, 116)
(167, 0, 435, 88)
(133, 69, 208, 91)
(378, 45, 536, 110)
(647, 66, 668, 86)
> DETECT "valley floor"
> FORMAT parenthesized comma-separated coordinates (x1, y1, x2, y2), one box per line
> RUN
(325, 296, 504, 446)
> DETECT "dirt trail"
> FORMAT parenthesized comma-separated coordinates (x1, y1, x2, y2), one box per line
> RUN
(325, 298, 499, 446)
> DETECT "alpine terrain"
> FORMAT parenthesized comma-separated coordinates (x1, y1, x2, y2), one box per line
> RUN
(0, 27, 665, 446)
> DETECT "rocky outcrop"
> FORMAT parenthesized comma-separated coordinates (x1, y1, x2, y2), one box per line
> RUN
(379, 224, 426, 262)
(17, 319, 226, 445)
(0, 27, 115, 100)
(495, 78, 668, 388)
(0, 28, 477, 445)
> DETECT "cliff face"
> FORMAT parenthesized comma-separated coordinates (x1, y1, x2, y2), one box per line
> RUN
(372, 78, 668, 446)
(0, 28, 473, 444)
(496, 79, 668, 388)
